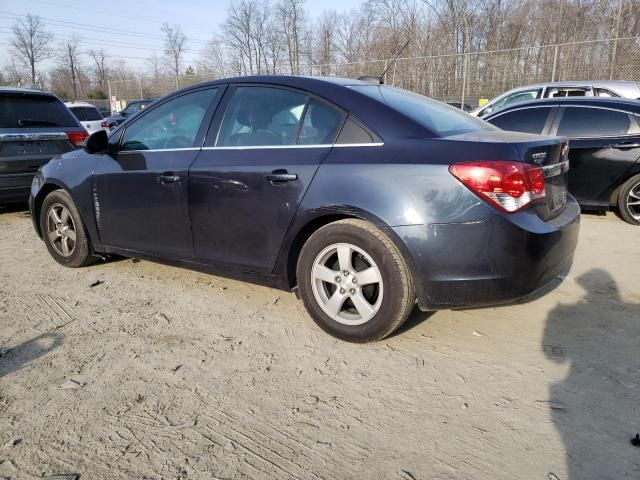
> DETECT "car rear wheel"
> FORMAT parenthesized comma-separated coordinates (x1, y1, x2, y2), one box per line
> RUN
(40, 190, 95, 267)
(617, 174, 640, 226)
(297, 219, 415, 342)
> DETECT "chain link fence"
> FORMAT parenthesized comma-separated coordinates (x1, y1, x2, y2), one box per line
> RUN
(101, 37, 640, 113)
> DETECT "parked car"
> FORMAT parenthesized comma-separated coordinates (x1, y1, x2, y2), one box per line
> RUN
(485, 97, 640, 225)
(29, 76, 579, 342)
(0, 87, 88, 204)
(471, 80, 640, 118)
(446, 101, 472, 112)
(106, 98, 156, 128)
(65, 101, 109, 135)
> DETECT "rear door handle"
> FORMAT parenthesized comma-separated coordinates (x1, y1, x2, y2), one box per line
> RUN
(611, 142, 640, 149)
(266, 170, 297, 183)
(158, 174, 181, 184)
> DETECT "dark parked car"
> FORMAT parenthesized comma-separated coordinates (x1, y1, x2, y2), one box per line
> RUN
(0, 87, 88, 204)
(106, 98, 156, 128)
(29, 77, 580, 342)
(485, 97, 640, 225)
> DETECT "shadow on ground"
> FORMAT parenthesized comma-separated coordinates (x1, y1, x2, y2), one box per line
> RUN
(0, 333, 64, 378)
(543, 268, 640, 479)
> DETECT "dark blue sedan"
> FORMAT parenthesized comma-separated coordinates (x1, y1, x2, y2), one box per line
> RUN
(29, 76, 580, 342)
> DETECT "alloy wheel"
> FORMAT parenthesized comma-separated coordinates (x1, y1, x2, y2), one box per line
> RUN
(626, 181, 640, 221)
(46, 203, 77, 257)
(310, 242, 383, 325)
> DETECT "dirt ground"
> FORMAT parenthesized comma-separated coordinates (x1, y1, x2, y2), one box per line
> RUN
(0, 206, 639, 480)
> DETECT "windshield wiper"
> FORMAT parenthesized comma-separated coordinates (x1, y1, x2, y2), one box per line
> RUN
(17, 119, 59, 127)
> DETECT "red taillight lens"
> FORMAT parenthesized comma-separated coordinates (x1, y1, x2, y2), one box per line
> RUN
(101, 120, 108, 128)
(65, 130, 89, 147)
(449, 161, 545, 213)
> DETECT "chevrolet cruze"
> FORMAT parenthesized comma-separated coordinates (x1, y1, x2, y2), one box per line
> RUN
(29, 76, 580, 342)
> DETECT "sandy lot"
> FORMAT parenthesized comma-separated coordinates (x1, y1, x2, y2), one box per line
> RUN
(0, 207, 639, 480)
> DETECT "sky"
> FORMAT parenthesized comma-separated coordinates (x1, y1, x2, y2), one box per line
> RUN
(0, 0, 362, 72)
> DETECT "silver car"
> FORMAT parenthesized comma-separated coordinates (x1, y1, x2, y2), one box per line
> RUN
(471, 80, 640, 118)
(65, 101, 108, 134)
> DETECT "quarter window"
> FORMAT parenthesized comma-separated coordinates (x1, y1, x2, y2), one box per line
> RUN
(121, 89, 217, 151)
(336, 116, 378, 144)
(488, 107, 552, 134)
(217, 86, 308, 147)
(557, 107, 631, 137)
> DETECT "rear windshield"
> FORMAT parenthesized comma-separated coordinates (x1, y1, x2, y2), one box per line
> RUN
(350, 85, 492, 137)
(0, 95, 78, 128)
(69, 106, 102, 121)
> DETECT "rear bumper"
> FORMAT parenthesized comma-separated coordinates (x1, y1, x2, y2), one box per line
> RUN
(0, 173, 33, 203)
(393, 196, 581, 310)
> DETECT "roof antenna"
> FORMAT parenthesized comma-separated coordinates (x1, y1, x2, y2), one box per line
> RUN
(358, 38, 411, 85)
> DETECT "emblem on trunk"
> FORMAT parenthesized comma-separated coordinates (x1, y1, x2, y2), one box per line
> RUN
(531, 152, 547, 164)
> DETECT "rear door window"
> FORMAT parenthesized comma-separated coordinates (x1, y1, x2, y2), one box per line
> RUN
(69, 106, 102, 121)
(0, 95, 78, 128)
(488, 107, 553, 134)
(298, 99, 345, 145)
(217, 86, 308, 147)
(557, 107, 632, 137)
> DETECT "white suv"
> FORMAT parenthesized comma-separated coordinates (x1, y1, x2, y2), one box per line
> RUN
(65, 101, 108, 134)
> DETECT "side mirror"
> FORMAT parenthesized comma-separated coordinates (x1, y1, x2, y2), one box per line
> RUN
(84, 130, 109, 154)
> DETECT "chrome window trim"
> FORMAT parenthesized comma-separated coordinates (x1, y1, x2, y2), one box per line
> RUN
(0, 132, 68, 142)
(118, 143, 385, 154)
(488, 105, 555, 121)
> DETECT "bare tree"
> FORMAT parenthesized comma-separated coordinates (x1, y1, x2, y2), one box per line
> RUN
(11, 14, 54, 86)
(198, 37, 228, 77)
(147, 51, 162, 81)
(161, 23, 187, 87)
(88, 48, 109, 91)
(277, 0, 306, 74)
(56, 36, 83, 99)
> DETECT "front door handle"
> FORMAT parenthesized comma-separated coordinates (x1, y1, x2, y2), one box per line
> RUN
(611, 142, 640, 150)
(158, 174, 181, 184)
(266, 170, 297, 183)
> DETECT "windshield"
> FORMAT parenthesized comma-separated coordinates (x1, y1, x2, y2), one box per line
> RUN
(0, 95, 78, 128)
(122, 101, 146, 115)
(351, 85, 492, 137)
(69, 106, 102, 121)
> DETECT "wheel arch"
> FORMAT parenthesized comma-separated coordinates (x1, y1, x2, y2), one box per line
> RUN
(32, 181, 70, 239)
(279, 207, 423, 297)
(608, 166, 640, 206)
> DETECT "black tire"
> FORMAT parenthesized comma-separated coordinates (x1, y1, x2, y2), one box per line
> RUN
(617, 174, 640, 226)
(297, 219, 415, 343)
(39, 189, 95, 267)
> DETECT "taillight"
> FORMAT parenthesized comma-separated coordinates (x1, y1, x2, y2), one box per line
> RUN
(449, 161, 545, 213)
(65, 130, 89, 147)
(101, 120, 108, 128)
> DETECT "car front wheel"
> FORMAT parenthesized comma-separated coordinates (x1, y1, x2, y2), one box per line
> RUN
(39, 190, 95, 267)
(297, 219, 415, 342)
(618, 174, 640, 226)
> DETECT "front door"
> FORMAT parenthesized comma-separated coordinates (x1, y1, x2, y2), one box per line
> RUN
(93, 87, 221, 258)
(555, 106, 640, 205)
(189, 85, 346, 273)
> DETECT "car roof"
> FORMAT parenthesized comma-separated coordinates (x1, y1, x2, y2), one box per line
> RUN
(0, 86, 57, 97)
(486, 97, 640, 117)
(508, 79, 640, 90)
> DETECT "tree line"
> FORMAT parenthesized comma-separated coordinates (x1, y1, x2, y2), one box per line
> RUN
(3, 0, 639, 101)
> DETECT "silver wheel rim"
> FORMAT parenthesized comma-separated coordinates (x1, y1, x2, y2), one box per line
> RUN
(46, 203, 77, 257)
(627, 181, 640, 220)
(310, 243, 383, 326)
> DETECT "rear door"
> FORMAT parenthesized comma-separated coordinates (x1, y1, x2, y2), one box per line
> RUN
(551, 106, 640, 205)
(93, 87, 222, 258)
(189, 84, 346, 272)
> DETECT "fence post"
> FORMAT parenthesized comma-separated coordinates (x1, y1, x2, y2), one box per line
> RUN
(139, 75, 143, 98)
(610, 37, 619, 80)
(551, 44, 559, 81)
(461, 52, 469, 109)
(383, 60, 388, 84)
(107, 79, 112, 112)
